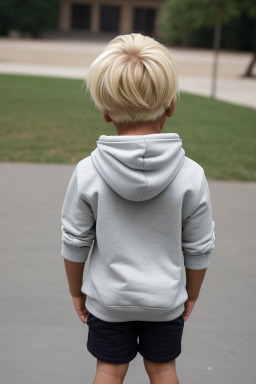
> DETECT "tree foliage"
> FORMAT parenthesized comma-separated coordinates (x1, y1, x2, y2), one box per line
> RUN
(160, 0, 243, 45)
(240, 0, 256, 18)
(0, 0, 60, 37)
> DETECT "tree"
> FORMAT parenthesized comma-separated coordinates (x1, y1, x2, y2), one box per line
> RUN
(240, 0, 256, 77)
(160, 0, 240, 45)
(0, 0, 60, 37)
(160, 0, 249, 98)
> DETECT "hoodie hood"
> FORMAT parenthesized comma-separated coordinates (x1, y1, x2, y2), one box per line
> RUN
(91, 133, 185, 202)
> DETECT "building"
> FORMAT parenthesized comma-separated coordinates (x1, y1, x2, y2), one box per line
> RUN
(59, 0, 165, 37)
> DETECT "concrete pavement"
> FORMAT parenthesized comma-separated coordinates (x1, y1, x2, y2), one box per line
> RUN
(0, 38, 255, 109)
(0, 163, 255, 384)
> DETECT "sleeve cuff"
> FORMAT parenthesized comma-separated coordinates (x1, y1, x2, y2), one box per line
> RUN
(61, 242, 91, 262)
(183, 252, 211, 270)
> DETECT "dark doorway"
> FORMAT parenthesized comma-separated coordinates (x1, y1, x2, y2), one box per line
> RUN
(134, 8, 156, 36)
(72, 4, 91, 30)
(100, 6, 120, 32)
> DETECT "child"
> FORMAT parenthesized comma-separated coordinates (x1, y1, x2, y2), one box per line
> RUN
(61, 33, 215, 384)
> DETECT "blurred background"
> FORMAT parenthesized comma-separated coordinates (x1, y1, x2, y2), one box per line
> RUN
(0, 0, 255, 53)
(0, 1, 255, 384)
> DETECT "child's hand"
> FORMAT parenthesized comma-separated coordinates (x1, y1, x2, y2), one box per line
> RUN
(182, 298, 197, 322)
(71, 293, 90, 324)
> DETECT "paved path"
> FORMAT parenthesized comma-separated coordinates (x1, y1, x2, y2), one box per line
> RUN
(0, 163, 255, 384)
(0, 38, 255, 109)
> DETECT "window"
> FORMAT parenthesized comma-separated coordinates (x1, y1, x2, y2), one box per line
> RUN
(133, 8, 156, 36)
(100, 6, 120, 32)
(72, 4, 91, 30)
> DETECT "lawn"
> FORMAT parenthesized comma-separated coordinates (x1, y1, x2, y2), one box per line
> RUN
(0, 74, 255, 180)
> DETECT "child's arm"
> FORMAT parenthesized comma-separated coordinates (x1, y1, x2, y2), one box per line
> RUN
(64, 259, 89, 324)
(183, 268, 207, 321)
(64, 259, 85, 297)
(61, 166, 96, 324)
(182, 172, 215, 321)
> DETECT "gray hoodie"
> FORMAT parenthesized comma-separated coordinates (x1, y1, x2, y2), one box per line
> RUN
(61, 133, 215, 322)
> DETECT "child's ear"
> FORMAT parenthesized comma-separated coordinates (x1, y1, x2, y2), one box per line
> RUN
(166, 99, 176, 118)
(102, 113, 112, 123)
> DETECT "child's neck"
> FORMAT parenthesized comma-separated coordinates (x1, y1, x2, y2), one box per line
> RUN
(114, 116, 165, 136)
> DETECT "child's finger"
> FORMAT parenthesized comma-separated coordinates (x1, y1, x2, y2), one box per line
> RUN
(182, 311, 190, 321)
(80, 312, 90, 324)
(80, 314, 87, 324)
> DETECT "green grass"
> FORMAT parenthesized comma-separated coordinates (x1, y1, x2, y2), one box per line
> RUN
(0, 74, 255, 180)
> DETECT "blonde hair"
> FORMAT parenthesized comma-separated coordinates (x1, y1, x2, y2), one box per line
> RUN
(87, 33, 179, 124)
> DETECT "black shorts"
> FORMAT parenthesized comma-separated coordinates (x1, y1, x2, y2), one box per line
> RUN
(87, 313, 184, 364)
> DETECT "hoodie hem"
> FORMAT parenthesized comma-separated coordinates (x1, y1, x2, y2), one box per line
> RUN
(85, 296, 185, 322)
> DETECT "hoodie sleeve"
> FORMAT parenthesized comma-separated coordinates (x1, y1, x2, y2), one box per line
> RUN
(182, 173, 215, 270)
(61, 167, 96, 263)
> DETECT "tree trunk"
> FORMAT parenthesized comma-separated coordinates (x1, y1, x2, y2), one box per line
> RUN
(243, 21, 256, 78)
(244, 53, 256, 77)
(181, 24, 189, 47)
(211, 7, 222, 98)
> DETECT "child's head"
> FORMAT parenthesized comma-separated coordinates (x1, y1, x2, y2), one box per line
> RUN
(87, 33, 179, 125)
